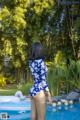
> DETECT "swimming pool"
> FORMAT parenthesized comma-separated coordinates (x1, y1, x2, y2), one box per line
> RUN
(46, 103, 80, 120)
(0, 96, 80, 120)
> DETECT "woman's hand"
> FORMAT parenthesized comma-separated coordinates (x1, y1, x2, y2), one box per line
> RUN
(46, 91, 52, 105)
(47, 94, 52, 105)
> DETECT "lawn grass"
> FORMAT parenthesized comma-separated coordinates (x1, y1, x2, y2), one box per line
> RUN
(0, 84, 18, 95)
(0, 83, 32, 96)
(0, 88, 17, 95)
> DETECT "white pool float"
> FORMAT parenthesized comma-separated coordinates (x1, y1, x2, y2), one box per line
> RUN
(69, 100, 73, 104)
(52, 102, 57, 107)
(57, 101, 62, 106)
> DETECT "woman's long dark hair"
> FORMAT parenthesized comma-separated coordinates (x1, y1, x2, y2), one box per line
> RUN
(29, 42, 44, 60)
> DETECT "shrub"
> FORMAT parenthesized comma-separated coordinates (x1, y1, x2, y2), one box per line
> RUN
(17, 82, 32, 95)
(47, 55, 80, 96)
(0, 74, 6, 87)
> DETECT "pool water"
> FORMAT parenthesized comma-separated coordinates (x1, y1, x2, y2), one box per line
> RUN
(46, 103, 80, 120)
(0, 103, 80, 120)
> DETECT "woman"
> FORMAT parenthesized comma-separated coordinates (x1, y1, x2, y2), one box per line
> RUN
(29, 42, 52, 120)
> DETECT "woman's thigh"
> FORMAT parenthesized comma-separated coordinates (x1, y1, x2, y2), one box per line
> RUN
(31, 99, 37, 120)
(34, 91, 46, 120)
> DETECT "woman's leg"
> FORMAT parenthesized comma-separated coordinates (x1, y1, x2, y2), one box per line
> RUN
(31, 98, 37, 120)
(34, 91, 46, 120)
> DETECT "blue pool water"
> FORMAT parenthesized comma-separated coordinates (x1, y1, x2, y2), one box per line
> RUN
(46, 103, 80, 120)
(0, 103, 80, 120)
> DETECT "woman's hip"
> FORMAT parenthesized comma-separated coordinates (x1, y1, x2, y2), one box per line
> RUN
(33, 90, 46, 103)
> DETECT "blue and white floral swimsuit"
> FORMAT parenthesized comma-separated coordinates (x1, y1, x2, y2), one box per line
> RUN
(29, 59, 49, 97)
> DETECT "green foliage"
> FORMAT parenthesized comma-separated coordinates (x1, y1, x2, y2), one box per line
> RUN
(0, 74, 6, 87)
(0, 0, 28, 66)
(17, 82, 32, 95)
(76, 60, 80, 76)
(72, 17, 80, 42)
(0, 0, 80, 94)
(54, 51, 66, 65)
(2, 39, 12, 56)
(47, 59, 80, 96)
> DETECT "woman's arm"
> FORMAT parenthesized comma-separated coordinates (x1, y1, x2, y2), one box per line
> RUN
(40, 60, 52, 104)
(45, 89, 52, 104)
